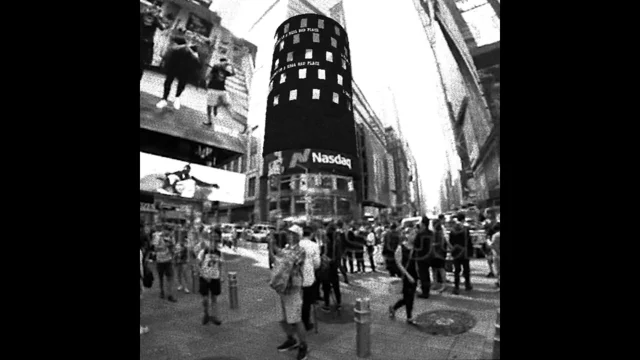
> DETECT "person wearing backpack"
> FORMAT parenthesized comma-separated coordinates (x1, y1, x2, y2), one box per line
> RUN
(299, 225, 321, 332)
(271, 225, 309, 360)
(449, 213, 474, 295)
(388, 225, 419, 325)
(197, 236, 224, 326)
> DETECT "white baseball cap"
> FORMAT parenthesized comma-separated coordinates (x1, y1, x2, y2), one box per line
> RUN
(287, 224, 303, 237)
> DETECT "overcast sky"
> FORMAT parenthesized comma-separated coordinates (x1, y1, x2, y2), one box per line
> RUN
(210, 0, 498, 213)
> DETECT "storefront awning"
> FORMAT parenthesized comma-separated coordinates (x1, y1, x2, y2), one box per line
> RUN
(140, 91, 245, 159)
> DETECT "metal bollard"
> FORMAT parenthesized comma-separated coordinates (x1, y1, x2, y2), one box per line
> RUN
(228, 272, 239, 309)
(354, 298, 371, 358)
(493, 308, 500, 359)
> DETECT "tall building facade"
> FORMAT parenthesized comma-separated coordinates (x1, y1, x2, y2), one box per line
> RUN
(413, 0, 499, 211)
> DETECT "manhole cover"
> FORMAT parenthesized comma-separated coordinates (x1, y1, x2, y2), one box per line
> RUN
(414, 310, 477, 336)
(315, 303, 355, 324)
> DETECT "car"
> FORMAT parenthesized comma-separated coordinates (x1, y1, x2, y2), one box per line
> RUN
(220, 223, 235, 247)
(251, 224, 276, 243)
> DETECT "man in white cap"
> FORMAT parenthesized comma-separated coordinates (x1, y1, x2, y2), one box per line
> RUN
(275, 224, 310, 360)
(298, 225, 321, 332)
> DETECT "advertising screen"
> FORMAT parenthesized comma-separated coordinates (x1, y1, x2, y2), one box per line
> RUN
(365, 130, 390, 207)
(263, 148, 358, 178)
(263, 14, 357, 158)
(140, 152, 246, 204)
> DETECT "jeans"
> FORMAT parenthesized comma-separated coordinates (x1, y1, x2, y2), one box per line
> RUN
(302, 284, 317, 329)
(393, 278, 417, 319)
(366, 245, 376, 272)
(322, 266, 342, 307)
(163, 73, 188, 100)
(417, 261, 431, 296)
(453, 258, 471, 289)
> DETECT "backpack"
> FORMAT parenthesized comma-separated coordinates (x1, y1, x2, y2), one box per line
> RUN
(270, 245, 305, 295)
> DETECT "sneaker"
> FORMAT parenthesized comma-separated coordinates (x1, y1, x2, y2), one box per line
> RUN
(452, 288, 460, 295)
(486, 272, 495, 278)
(407, 318, 417, 325)
(202, 314, 210, 325)
(277, 338, 299, 352)
(321, 306, 331, 313)
(210, 316, 222, 326)
(184, 288, 191, 294)
(156, 100, 168, 109)
(177, 286, 183, 292)
(297, 343, 308, 360)
(140, 326, 149, 335)
(167, 296, 178, 303)
(389, 305, 396, 319)
(173, 98, 181, 110)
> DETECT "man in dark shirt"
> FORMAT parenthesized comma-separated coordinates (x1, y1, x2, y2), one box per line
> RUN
(156, 37, 202, 110)
(203, 59, 236, 128)
(414, 217, 434, 299)
(382, 223, 402, 277)
(140, 8, 166, 81)
(449, 213, 474, 295)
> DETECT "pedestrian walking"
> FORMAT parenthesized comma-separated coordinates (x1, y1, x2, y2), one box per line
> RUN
(156, 36, 202, 110)
(299, 225, 321, 332)
(365, 226, 377, 272)
(482, 208, 499, 278)
(487, 221, 500, 288)
(343, 225, 357, 274)
(382, 223, 402, 277)
(174, 236, 190, 293)
(203, 59, 238, 130)
(430, 218, 448, 292)
(140, 248, 150, 335)
(321, 223, 344, 312)
(449, 213, 474, 295)
(354, 227, 366, 273)
(388, 228, 419, 325)
(414, 218, 434, 299)
(334, 221, 349, 284)
(197, 235, 224, 325)
(151, 225, 178, 302)
(140, 7, 166, 81)
(271, 225, 309, 360)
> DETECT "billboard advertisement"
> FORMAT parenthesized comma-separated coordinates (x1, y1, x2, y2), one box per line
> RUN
(263, 14, 357, 161)
(364, 129, 390, 207)
(140, 152, 246, 204)
(263, 148, 357, 178)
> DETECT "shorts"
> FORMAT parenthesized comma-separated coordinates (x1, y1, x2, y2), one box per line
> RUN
(156, 262, 174, 279)
(199, 277, 221, 297)
(207, 89, 230, 107)
(280, 290, 303, 324)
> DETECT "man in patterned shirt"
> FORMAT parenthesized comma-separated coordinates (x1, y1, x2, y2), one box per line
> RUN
(151, 225, 178, 302)
(197, 233, 224, 325)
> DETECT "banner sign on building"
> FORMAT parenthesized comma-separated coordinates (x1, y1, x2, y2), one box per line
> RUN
(140, 152, 246, 204)
(263, 148, 357, 177)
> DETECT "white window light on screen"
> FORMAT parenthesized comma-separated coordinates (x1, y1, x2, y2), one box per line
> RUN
(347, 101, 351, 110)
(335, 26, 340, 35)
(318, 19, 324, 28)
(299, 68, 307, 79)
(305, 49, 313, 59)
(331, 38, 337, 48)
(313, 33, 320, 43)
(294, 34, 300, 44)
(333, 92, 339, 104)
(318, 69, 326, 79)
(274, 59, 279, 69)
(326, 51, 333, 62)
(280, 41, 284, 51)
(337, 74, 343, 85)
(301, 18, 307, 27)
(284, 23, 289, 33)
(274, 95, 279, 106)
(280, 73, 286, 84)
(342, 59, 346, 69)
(287, 52, 293, 62)
(290, 89, 297, 101)
(312, 89, 320, 100)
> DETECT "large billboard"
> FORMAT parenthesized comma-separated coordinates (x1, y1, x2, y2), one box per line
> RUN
(140, 152, 246, 204)
(263, 148, 357, 178)
(263, 14, 357, 170)
(364, 128, 390, 207)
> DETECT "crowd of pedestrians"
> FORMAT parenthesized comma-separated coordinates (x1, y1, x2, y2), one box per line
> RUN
(139, 208, 501, 360)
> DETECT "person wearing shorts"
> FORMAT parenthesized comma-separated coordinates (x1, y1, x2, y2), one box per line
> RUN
(151, 226, 178, 302)
(197, 240, 223, 325)
(203, 59, 235, 129)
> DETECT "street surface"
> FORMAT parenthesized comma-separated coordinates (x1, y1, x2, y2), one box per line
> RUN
(140, 241, 499, 360)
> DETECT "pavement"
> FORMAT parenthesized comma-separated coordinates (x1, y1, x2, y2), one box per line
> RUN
(140, 242, 500, 360)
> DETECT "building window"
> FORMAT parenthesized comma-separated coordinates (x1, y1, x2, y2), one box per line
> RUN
(333, 92, 339, 104)
(337, 74, 343, 85)
(279, 41, 284, 51)
(344, 46, 348, 57)
(331, 37, 337, 48)
(313, 33, 320, 43)
(318, 19, 324, 28)
(347, 101, 351, 110)
(342, 59, 346, 69)
(269, 80, 273, 92)
(301, 18, 307, 27)
(248, 177, 256, 197)
(305, 49, 313, 59)
(287, 51, 293, 62)
(312, 89, 320, 100)
(284, 23, 289, 33)
(326, 51, 333, 62)
(335, 26, 340, 35)
(289, 89, 297, 101)
(293, 34, 300, 44)
(318, 69, 325, 79)
(273, 95, 279, 106)
(274, 58, 279, 69)
(280, 73, 286, 84)
(299, 68, 307, 79)
(237, 157, 243, 172)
